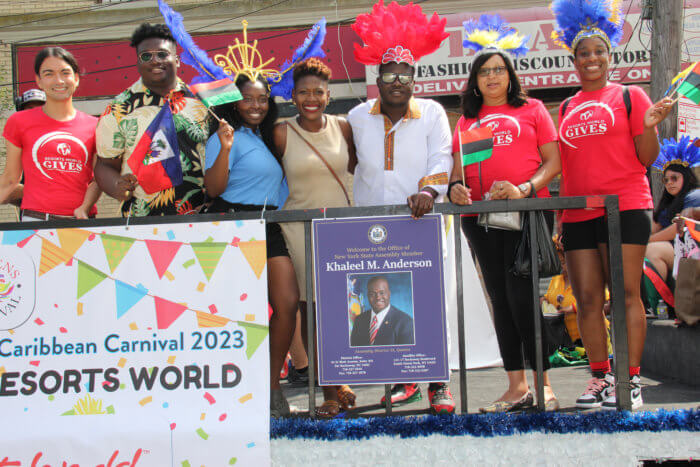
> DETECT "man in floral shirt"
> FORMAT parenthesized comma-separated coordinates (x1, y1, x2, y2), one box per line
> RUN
(95, 23, 211, 216)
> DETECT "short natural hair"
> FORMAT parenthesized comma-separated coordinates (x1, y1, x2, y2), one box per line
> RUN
(130, 23, 175, 49)
(34, 47, 79, 75)
(293, 58, 332, 85)
(367, 275, 389, 291)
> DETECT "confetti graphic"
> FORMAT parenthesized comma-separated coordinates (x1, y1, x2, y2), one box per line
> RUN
(238, 393, 252, 404)
(204, 392, 216, 405)
(139, 396, 153, 406)
(196, 428, 209, 440)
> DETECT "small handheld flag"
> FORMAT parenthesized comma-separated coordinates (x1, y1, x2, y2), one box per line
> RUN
(674, 62, 700, 104)
(459, 127, 493, 166)
(127, 104, 182, 194)
(684, 218, 700, 243)
(188, 78, 242, 108)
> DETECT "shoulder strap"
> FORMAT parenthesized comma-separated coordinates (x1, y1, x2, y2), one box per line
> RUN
(622, 85, 632, 117)
(561, 96, 574, 118)
(286, 122, 351, 206)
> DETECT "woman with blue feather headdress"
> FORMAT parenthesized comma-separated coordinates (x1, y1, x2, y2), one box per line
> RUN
(448, 13, 563, 413)
(551, 0, 675, 412)
(645, 136, 700, 284)
(158, 0, 329, 419)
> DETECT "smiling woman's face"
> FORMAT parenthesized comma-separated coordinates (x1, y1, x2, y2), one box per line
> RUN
(573, 36, 610, 84)
(236, 80, 270, 129)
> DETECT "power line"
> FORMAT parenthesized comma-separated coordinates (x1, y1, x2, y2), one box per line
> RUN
(0, 0, 138, 31)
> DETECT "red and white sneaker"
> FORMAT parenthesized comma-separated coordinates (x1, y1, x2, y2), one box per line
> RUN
(428, 383, 456, 414)
(379, 383, 422, 406)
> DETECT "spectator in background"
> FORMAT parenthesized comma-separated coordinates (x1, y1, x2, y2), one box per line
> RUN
(0, 47, 100, 220)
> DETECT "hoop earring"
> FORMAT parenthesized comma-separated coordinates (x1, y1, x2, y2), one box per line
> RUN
(508, 81, 512, 93)
(473, 88, 480, 97)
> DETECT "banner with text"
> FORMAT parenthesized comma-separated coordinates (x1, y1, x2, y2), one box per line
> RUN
(313, 215, 449, 385)
(366, 2, 700, 97)
(0, 219, 269, 466)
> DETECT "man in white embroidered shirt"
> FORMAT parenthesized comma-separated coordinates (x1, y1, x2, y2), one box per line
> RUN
(347, 60, 454, 413)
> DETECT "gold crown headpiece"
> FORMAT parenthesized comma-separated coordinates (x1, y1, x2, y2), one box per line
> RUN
(214, 20, 279, 82)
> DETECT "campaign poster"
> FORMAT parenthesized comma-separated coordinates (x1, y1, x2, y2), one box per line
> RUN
(0, 219, 270, 466)
(313, 215, 449, 385)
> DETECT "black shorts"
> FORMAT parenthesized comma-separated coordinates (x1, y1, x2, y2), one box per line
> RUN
(207, 199, 289, 259)
(562, 209, 651, 251)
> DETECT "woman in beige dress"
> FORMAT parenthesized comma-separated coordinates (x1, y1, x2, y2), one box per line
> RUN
(272, 58, 356, 418)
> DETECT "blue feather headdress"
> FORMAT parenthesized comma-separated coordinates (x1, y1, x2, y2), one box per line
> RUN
(550, 0, 623, 53)
(157, 0, 228, 84)
(158, 0, 326, 101)
(652, 135, 700, 172)
(462, 14, 529, 62)
(268, 18, 327, 100)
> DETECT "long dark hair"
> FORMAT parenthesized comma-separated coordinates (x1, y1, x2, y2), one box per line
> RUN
(210, 74, 278, 153)
(653, 164, 699, 223)
(461, 51, 527, 119)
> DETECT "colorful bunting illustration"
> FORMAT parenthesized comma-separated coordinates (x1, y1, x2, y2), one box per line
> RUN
(57, 229, 91, 258)
(100, 234, 136, 273)
(154, 296, 187, 329)
(196, 311, 229, 328)
(2, 230, 34, 245)
(459, 126, 493, 166)
(76, 260, 108, 299)
(145, 239, 183, 279)
(39, 238, 72, 276)
(238, 322, 269, 359)
(115, 280, 148, 319)
(238, 240, 267, 279)
(191, 241, 227, 281)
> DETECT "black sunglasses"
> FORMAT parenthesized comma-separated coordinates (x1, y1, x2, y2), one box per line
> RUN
(380, 72, 413, 85)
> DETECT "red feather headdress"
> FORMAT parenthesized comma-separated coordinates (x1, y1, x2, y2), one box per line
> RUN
(352, 1, 449, 66)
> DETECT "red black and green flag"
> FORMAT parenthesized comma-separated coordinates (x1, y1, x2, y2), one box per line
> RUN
(459, 127, 493, 166)
(678, 62, 700, 104)
(188, 78, 242, 107)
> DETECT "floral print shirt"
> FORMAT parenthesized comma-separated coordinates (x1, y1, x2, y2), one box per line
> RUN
(96, 78, 212, 217)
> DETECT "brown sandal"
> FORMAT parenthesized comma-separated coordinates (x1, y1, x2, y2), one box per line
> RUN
(336, 385, 356, 410)
(314, 399, 342, 419)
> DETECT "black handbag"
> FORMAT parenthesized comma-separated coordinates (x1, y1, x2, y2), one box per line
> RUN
(511, 191, 561, 278)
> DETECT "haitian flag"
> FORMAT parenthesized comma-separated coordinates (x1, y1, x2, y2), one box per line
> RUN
(677, 62, 700, 104)
(188, 78, 242, 108)
(459, 126, 493, 166)
(127, 104, 182, 194)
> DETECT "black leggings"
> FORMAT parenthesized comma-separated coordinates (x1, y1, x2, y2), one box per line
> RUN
(462, 215, 552, 372)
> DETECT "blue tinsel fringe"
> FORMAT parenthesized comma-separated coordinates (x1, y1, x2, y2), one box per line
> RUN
(271, 409, 700, 440)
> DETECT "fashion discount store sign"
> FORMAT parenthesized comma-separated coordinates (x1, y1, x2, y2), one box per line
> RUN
(366, 3, 700, 98)
(0, 220, 271, 466)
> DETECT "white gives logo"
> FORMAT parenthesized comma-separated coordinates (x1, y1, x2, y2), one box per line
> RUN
(56, 142, 72, 156)
(0, 246, 36, 331)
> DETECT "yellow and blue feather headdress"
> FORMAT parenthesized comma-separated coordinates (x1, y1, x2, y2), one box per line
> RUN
(462, 14, 529, 61)
(652, 135, 700, 172)
(550, 0, 623, 52)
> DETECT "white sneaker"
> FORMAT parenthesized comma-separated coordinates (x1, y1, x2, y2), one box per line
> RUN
(602, 375, 643, 410)
(576, 373, 615, 409)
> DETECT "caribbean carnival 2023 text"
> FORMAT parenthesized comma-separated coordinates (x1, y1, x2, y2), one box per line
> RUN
(0, 330, 246, 397)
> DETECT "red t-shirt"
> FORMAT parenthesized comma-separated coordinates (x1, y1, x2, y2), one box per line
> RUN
(558, 83, 653, 223)
(452, 98, 557, 204)
(3, 107, 98, 216)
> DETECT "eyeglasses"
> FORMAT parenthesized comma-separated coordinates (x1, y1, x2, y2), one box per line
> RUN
(663, 174, 681, 184)
(240, 96, 269, 106)
(138, 50, 172, 63)
(477, 66, 507, 77)
(380, 72, 413, 85)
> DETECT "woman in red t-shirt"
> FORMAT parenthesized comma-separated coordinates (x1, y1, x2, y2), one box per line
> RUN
(0, 47, 100, 220)
(449, 15, 562, 413)
(552, 0, 673, 410)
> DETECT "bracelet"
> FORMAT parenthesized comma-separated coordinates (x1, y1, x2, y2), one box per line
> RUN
(419, 189, 434, 199)
(527, 180, 535, 198)
(447, 180, 465, 203)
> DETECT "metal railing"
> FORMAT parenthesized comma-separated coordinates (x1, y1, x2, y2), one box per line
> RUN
(0, 194, 631, 413)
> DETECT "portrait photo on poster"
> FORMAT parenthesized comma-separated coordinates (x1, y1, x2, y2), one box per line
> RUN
(347, 271, 415, 348)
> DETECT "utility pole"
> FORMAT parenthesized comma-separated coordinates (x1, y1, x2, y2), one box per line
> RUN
(649, 0, 683, 200)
